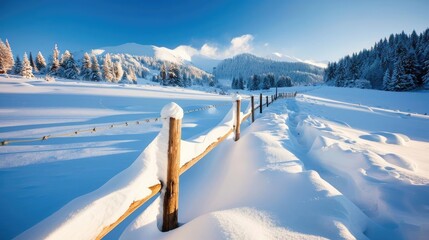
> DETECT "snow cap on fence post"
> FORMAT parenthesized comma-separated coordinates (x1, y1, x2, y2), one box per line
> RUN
(161, 102, 184, 120)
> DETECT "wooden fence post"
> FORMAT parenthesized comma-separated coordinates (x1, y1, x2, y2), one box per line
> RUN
(266, 96, 269, 107)
(235, 98, 241, 141)
(251, 95, 255, 123)
(259, 93, 263, 113)
(162, 104, 182, 232)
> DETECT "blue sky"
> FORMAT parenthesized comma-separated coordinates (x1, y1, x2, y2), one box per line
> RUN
(1, 0, 428, 62)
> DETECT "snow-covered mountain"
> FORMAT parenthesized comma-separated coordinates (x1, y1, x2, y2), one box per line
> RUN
(214, 53, 324, 85)
(90, 43, 220, 72)
(88, 43, 214, 83)
(266, 52, 328, 68)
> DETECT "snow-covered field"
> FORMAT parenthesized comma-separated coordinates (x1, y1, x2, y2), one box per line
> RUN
(1, 75, 428, 239)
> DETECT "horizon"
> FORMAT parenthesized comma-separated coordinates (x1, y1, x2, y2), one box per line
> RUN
(1, 0, 429, 64)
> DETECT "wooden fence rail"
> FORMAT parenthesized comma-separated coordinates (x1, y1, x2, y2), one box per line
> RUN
(96, 91, 297, 239)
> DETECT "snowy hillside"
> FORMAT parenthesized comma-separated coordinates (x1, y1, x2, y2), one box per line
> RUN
(214, 53, 324, 85)
(86, 43, 213, 82)
(1, 75, 428, 239)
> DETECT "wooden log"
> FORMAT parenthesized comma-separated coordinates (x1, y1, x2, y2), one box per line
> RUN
(241, 112, 251, 123)
(162, 117, 181, 232)
(251, 95, 255, 123)
(259, 93, 263, 113)
(95, 184, 161, 240)
(235, 99, 241, 141)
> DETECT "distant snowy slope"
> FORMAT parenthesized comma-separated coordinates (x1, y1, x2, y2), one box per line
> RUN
(87, 43, 213, 81)
(265, 52, 328, 68)
(214, 53, 324, 85)
(91, 43, 218, 71)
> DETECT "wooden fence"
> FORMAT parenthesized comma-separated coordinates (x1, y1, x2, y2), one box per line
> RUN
(95, 91, 297, 239)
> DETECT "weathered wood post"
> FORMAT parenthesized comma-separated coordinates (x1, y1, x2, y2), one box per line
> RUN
(275, 86, 278, 99)
(251, 95, 255, 123)
(266, 96, 269, 107)
(234, 95, 241, 141)
(259, 93, 263, 113)
(161, 103, 183, 232)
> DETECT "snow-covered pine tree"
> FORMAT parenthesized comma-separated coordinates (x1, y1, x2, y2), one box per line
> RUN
(382, 69, 393, 91)
(113, 61, 123, 82)
(0, 39, 14, 74)
(168, 64, 182, 87)
(159, 63, 167, 85)
(13, 56, 22, 75)
(390, 43, 416, 91)
(21, 52, 34, 78)
(49, 44, 60, 75)
(238, 76, 244, 90)
(249, 74, 261, 90)
(277, 75, 292, 87)
(267, 73, 275, 87)
(90, 55, 102, 82)
(80, 53, 92, 81)
(182, 72, 191, 87)
(262, 74, 271, 90)
(0, 40, 6, 73)
(60, 50, 79, 79)
(103, 54, 114, 82)
(29, 52, 38, 73)
(127, 66, 137, 84)
(36, 51, 47, 73)
(231, 77, 237, 89)
(4, 39, 14, 73)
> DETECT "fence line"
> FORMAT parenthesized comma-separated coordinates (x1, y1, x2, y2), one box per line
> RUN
(8, 91, 297, 239)
(96, 91, 297, 239)
(0, 102, 234, 147)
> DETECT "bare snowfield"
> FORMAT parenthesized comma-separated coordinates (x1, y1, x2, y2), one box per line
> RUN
(0, 75, 428, 239)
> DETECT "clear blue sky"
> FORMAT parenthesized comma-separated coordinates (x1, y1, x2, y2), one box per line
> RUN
(1, 0, 428, 62)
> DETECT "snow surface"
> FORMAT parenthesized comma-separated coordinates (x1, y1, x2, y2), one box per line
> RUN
(1, 75, 428, 239)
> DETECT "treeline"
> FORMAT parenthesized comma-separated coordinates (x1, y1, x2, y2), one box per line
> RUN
(324, 28, 429, 91)
(1, 39, 215, 87)
(153, 63, 215, 87)
(0, 40, 138, 83)
(215, 53, 324, 85)
(231, 73, 292, 90)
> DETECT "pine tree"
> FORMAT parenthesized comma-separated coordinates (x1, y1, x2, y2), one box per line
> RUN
(113, 61, 123, 82)
(49, 44, 60, 75)
(102, 54, 114, 82)
(159, 63, 167, 85)
(21, 52, 34, 78)
(231, 77, 237, 89)
(267, 73, 275, 87)
(262, 75, 271, 89)
(90, 55, 102, 82)
(127, 66, 137, 84)
(249, 74, 261, 90)
(4, 39, 14, 73)
(277, 75, 292, 87)
(0, 39, 14, 74)
(36, 51, 47, 73)
(238, 76, 244, 90)
(29, 52, 38, 73)
(13, 56, 22, 75)
(60, 50, 79, 79)
(382, 69, 393, 90)
(80, 52, 92, 81)
(168, 63, 182, 86)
